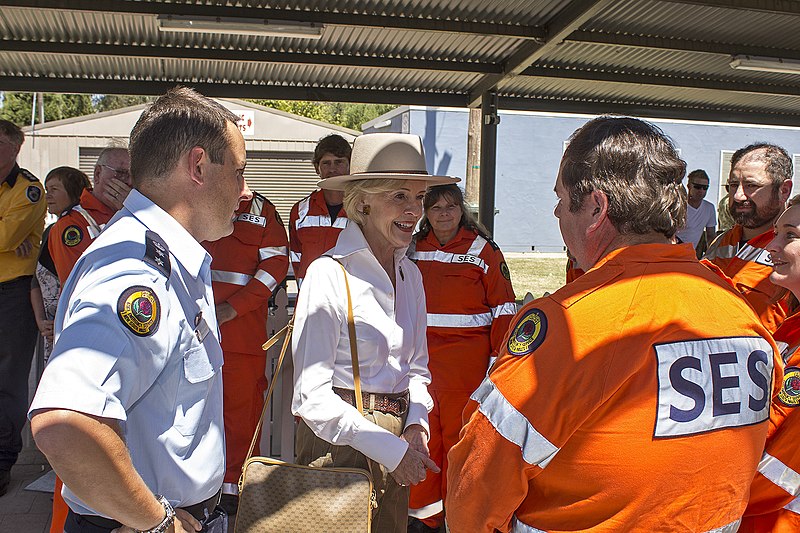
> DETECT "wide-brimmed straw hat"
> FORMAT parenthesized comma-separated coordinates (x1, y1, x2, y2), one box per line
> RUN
(318, 133, 460, 190)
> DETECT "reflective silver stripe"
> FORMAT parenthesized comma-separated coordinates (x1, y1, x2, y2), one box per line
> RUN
(73, 204, 104, 239)
(705, 519, 740, 533)
(785, 495, 800, 514)
(427, 312, 492, 328)
(211, 270, 252, 286)
(222, 482, 239, 495)
(259, 246, 288, 261)
(297, 197, 310, 221)
(255, 269, 279, 291)
(467, 235, 488, 256)
(472, 378, 559, 467)
(409, 250, 488, 273)
(511, 516, 545, 533)
(296, 215, 348, 230)
(492, 302, 518, 318)
(737, 243, 773, 266)
(705, 243, 736, 260)
(758, 452, 800, 496)
(408, 500, 443, 519)
(290, 251, 302, 263)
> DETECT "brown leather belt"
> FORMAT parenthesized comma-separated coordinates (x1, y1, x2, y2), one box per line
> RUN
(333, 387, 409, 415)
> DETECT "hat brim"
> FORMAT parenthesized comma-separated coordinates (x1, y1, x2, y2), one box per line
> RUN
(318, 173, 460, 191)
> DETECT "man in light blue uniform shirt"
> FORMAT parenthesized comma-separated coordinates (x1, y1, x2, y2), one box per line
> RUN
(29, 87, 252, 533)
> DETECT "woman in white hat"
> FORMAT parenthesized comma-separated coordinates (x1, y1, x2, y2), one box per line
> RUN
(291, 133, 457, 532)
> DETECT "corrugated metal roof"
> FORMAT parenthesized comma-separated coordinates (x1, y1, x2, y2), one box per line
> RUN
(3, 0, 800, 125)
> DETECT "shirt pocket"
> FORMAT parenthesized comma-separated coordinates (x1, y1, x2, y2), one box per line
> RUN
(173, 343, 218, 438)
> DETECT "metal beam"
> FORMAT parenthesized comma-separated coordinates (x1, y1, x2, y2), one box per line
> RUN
(666, 0, 800, 16)
(0, 40, 501, 74)
(520, 65, 800, 98)
(568, 30, 800, 62)
(498, 95, 800, 127)
(478, 91, 499, 236)
(0, 0, 545, 39)
(467, 0, 615, 107)
(0, 76, 471, 107)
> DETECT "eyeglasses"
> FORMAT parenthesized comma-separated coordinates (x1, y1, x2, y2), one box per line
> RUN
(99, 164, 130, 178)
(691, 184, 709, 191)
(725, 181, 768, 194)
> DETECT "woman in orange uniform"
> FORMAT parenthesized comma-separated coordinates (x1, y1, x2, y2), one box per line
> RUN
(742, 199, 800, 532)
(407, 184, 516, 531)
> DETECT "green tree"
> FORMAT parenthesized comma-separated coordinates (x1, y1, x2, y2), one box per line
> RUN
(0, 92, 93, 126)
(249, 99, 396, 131)
(94, 94, 154, 113)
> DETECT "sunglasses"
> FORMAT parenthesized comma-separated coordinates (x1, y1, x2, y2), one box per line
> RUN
(691, 184, 709, 191)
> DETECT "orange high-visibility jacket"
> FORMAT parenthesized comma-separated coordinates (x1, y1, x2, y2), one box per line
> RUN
(203, 192, 289, 355)
(49, 189, 115, 284)
(742, 313, 800, 533)
(409, 227, 517, 391)
(704, 224, 787, 333)
(446, 243, 781, 533)
(289, 189, 347, 285)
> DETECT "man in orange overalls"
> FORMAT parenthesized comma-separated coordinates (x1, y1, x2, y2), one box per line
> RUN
(46, 146, 130, 533)
(202, 191, 288, 516)
(704, 143, 793, 333)
(49, 147, 131, 284)
(446, 116, 782, 532)
(289, 134, 351, 286)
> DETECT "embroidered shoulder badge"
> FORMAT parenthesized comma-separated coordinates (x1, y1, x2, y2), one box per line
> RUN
(779, 366, 800, 407)
(62, 225, 83, 247)
(117, 286, 160, 337)
(507, 308, 547, 356)
(26, 185, 41, 203)
(500, 261, 511, 281)
(144, 230, 171, 278)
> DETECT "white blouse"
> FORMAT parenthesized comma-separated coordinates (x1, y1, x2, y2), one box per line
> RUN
(291, 222, 433, 471)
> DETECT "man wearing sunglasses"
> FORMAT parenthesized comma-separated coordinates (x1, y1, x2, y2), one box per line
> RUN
(48, 146, 131, 284)
(705, 143, 793, 333)
(676, 169, 716, 256)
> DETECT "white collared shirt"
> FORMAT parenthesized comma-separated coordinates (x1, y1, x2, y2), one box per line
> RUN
(291, 222, 433, 471)
(30, 189, 224, 515)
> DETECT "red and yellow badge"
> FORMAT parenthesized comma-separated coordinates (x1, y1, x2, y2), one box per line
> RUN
(779, 366, 800, 407)
(507, 307, 547, 356)
(117, 286, 160, 337)
(62, 225, 83, 247)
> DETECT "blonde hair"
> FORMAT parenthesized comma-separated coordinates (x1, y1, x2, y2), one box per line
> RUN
(343, 178, 408, 225)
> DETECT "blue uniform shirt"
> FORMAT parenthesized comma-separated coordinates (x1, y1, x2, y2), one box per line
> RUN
(30, 189, 225, 516)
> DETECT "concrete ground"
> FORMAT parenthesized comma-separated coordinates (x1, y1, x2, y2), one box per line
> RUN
(0, 439, 53, 533)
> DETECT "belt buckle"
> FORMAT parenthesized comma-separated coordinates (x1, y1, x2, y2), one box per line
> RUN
(396, 395, 409, 415)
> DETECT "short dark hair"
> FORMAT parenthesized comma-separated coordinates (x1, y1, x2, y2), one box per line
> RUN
(687, 169, 709, 182)
(0, 120, 24, 146)
(313, 134, 351, 166)
(417, 184, 489, 240)
(45, 166, 91, 207)
(129, 86, 239, 185)
(729, 143, 792, 186)
(560, 116, 687, 237)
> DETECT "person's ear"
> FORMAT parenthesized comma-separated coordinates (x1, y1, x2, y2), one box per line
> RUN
(586, 190, 609, 233)
(187, 147, 206, 185)
(781, 180, 793, 203)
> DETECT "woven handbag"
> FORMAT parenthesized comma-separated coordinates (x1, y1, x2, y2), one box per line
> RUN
(236, 262, 374, 533)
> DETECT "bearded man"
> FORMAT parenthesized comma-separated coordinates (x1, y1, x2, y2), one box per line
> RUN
(705, 143, 793, 332)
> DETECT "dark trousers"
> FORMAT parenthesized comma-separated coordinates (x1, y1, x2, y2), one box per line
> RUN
(64, 508, 227, 533)
(0, 276, 37, 471)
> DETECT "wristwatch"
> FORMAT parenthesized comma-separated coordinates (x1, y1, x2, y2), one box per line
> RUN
(135, 494, 175, 533)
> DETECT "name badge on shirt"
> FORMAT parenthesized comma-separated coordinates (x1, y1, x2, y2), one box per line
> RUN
(237, 213, 267, 227)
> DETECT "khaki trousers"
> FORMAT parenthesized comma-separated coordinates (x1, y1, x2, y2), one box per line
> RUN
(296, 410, 409, 533)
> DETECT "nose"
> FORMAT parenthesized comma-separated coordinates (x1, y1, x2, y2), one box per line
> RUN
(730, 183, 748, 202)
(240, 179, 253, 202)
(407, 197, 423, 218)
(766, 234, 781, 254)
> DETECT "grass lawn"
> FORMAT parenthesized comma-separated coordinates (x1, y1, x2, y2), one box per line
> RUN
(506, 256, 566, 302)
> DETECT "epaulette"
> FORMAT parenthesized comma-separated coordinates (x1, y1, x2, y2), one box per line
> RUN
(144, 230, 171, 278)
(20, 168, 39, 182)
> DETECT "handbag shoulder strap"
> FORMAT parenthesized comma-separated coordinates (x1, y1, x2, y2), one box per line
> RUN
(244, 316, 294, 464)
(334, 259, 363, 414)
